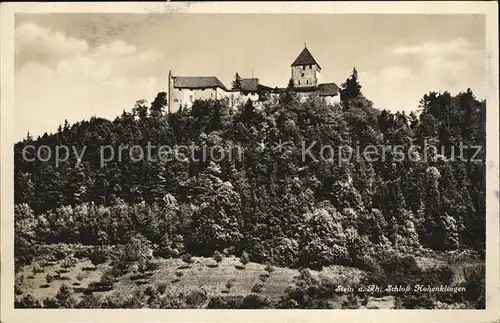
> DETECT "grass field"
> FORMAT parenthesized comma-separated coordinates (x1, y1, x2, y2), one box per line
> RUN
(17, 254, 396, 308)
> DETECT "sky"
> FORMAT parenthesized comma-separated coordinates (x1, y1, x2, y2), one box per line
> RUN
(15, 13, 486, 141)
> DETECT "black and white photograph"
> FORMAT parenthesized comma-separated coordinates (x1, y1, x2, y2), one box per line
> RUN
(1, 2, 499, 322)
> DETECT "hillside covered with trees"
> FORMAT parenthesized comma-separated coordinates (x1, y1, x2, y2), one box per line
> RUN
(14, 70, 487, 309)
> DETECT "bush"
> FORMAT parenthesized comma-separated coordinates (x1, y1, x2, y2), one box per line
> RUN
(185, 289, 208, 308)
(251, 282, 264, 293)
(240, 251, 250, 266)
(73, 246, 91, 259)
(110, 257, 129, 277)
(77, 294, 103, 308)
(157, 283, 167, 294)
(89, 247, 107, 269)
(460, 265, 485, 309)
(367, 254, 422, 289)
(182, 253, 193, 266)
(60, 256, 77, 271)
(55, 284, 77, 308)
(99, 270, 115, 290)
(32, 264, 44, 274)
(15, 285, 23, 295)
(213, 251, 223, 266)
(259, 273, 270, 282)
(276, 274, 337, 309)
(159, 295, 187, 309)
(45, 273, 53, 284)
(76, 273, 85, 282)
(240, 294, 274, 309)
(146, 259, 161, 272)
(423, 265, 455, 286)
(394, 294, 435, 309)
(15, 294, 42, 308)
(225, 280, 234, 290)
(341, 294, 360, 309)
(264, 263, 274, 273)
(43, 297, 59, 308)
(207, 295, 245, 309)
(144, 285, 155, 296)
(175, 271, 184, 278)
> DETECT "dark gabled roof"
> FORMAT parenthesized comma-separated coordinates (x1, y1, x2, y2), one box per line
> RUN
(271, 83, 339, 96)
(317, 83, 339, 96)
(257, 84, 274, 92)
(291, 47, 321, 69)
(173, 76, 227, 91)
(240, 78, 259, 92)
(232, 78, 274, 93)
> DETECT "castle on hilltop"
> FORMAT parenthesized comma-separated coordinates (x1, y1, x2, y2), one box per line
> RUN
(167, 44, 340, 113)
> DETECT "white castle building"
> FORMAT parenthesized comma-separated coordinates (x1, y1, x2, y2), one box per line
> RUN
(167, 45, 340, 113)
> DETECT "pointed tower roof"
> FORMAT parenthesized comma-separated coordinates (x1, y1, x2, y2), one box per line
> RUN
(291, 45, 321, 69)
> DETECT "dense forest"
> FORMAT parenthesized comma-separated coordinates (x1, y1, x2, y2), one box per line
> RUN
(14, 70, 487, 308)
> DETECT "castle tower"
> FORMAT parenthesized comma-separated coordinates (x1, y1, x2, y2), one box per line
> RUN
(291, 44, 321, 88)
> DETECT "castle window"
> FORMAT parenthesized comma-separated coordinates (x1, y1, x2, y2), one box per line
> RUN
(306, 80, 309, 85)
(309, 64, 312, 69)
(302, 66, 305, 70)
(298, 80, 300, 85)
(301, 72, 304, 77)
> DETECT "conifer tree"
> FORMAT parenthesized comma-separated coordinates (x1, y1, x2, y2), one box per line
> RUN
(231, 73, 242, 90)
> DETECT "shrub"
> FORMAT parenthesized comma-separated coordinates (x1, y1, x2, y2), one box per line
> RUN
(60, 257, 77, 272)
(394, 294, 435, 309)
(176, 271, 184, 278)
(225, 280, 234, 290)
(144, 285, 155, 296)
(146, 259, 161, 272)
(207, 295, 245, 309)
(77, 294, 103, 308)
(259, 273, 270, 282)
(276, 275, 337, 309)
(241, 294, 274, 309)
(185, 289, 208, 308)
(15, 285, 23, 295)
(159, 295, 188, 309)
(15, 294, 42, 308)
(367, 254, 422, 290)
(89, 247, 107, 269)
(213, 251, 223, 266)
(251, 282, 264, 293)
(99, 270, 115, 290)
(73, 246, 91, 259)
(76, 273, 84, 282)
(147, 291, 162, 309)
(182, 253, 193, 266)
(42, 297, 59, 308)
(264, 263, 274, 273)
(424, 266, 454, 288)
(157, 283, 167, 295)
(240, 251, 250, 266)
(460, 265, 485, 309)
(32, 264, 44, 274)
(110, 257, 128, 277)
(48, 244, 73, 261)
(55, 284, 77, 308)
(45, 273, 53, 284)
(341, 294, 360, 309)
